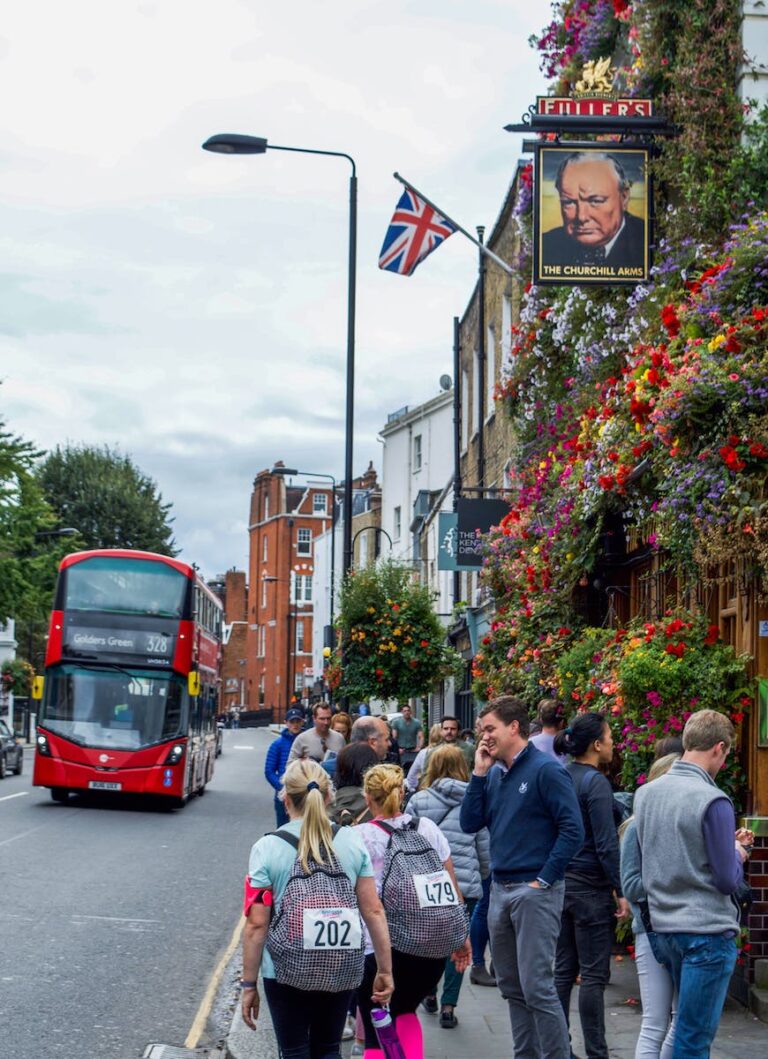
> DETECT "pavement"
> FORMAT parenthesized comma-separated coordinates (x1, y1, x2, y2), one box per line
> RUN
(224, 952, 768, 1059)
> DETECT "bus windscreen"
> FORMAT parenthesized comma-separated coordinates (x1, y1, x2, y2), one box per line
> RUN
(63, 557, 188, 618)
(39, 665, 188, 750)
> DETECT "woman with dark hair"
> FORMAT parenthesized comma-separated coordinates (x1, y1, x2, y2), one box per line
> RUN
(329, 743, 379, 827)
(553, 713, 630, 1059)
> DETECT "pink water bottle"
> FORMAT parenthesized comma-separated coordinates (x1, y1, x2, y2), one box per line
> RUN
(370, 1006, 407, 1059)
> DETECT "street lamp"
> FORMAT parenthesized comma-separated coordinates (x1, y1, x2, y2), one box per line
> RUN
(202, 132, 357, 577)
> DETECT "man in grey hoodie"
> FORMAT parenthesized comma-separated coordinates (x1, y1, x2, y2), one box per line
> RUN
(633, 709, 753, 1059)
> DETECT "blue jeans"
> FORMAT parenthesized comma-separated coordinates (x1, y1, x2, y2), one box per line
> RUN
(441, 897, 478, 1006)
(274, 795, 289, 827)
(648, 932, 736, 1059)
(471, 876, 491, 966)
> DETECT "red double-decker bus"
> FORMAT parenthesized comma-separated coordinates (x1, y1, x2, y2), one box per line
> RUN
(33, 549, 222, 808)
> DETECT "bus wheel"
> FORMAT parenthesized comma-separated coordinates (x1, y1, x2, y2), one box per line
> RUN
(172, 794, 188, 810)
(50, 788, 69, 804)
(197, 783, 206, 797)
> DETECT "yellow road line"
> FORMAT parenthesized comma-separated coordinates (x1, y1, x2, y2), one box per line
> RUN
(185, 915, 244, 1049)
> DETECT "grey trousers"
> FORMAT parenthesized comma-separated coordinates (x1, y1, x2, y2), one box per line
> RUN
(489, 879, 570, 1059)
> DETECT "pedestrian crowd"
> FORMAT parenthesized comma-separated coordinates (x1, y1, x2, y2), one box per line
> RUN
(246, 695, 753, 1059)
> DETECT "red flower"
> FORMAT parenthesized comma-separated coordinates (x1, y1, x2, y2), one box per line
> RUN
(719, 446, 746, 472)
(664, 618, 686, 637)
(598, 474, 615, 491)
(665, 642, 686, 658)
(420, 639, 429, 648)
(704, 624, 720, 646)
(661, 304, 680, 337)
(749, 442, 768, 458)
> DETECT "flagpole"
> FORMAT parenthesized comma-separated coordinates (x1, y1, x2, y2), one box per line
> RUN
(393, 172, 515, 276)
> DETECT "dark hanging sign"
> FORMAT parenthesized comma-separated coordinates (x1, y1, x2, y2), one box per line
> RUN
(455, 499, 509, 569)
(533, 144, 651, 287)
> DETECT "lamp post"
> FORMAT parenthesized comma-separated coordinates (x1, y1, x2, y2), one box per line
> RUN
(202, 133, 357, 577)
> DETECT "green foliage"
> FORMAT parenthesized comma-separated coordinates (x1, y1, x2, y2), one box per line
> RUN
(334, 561, 461, 705)
(550, 614, 750, 804)
(0, 408, 74, 630)
(37, 444, 177, 556)
(1, 658, 34, 696)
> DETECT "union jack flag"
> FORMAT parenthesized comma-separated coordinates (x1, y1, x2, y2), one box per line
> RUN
(378, 188, 457, 276)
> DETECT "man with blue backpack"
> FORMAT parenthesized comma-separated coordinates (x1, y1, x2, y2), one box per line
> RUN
(264, 707, 305, 825)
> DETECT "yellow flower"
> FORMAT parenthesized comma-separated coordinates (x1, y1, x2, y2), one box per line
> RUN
(708, 334, 726, 352)
(566, 552, 574, 561)
(393, 627, 402, 636)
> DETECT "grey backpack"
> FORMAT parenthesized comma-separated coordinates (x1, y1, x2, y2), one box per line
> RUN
(266, 827, 365, 992)
(374, 819, 469, 959)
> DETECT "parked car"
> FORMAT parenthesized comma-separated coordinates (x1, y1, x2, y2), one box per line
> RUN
(0, 719, 23, 778)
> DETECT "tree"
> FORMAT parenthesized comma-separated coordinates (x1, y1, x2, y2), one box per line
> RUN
(330, 561, 461, 705)
(0, 412, 70, 627)
(36, 444, 177, 555)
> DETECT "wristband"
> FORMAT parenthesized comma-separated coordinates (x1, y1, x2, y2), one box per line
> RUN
(240, 979, 258, 989)
(739, 842, 752, 858)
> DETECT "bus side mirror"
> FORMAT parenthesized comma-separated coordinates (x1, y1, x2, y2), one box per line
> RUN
(32, 676, 44, 701)
(188, 672, 201, 697)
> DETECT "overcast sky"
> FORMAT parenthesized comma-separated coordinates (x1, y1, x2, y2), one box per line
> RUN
(0, 0, 549, 578)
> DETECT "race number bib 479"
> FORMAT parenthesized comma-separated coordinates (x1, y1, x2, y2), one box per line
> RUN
(413, 869, 458, 909)
(302, 908, 362, 950)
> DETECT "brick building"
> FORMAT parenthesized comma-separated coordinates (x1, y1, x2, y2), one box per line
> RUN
(209, 570, 248, 717)
(244, 464, 335, 722)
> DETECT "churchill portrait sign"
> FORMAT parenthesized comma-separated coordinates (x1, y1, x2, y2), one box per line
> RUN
(534, 145, 650, 286)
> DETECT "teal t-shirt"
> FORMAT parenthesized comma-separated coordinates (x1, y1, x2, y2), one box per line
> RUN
(247, 818, 374, 978)
(391, 716, 422, 749)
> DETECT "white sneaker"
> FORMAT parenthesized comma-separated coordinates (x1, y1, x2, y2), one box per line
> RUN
(342, 1015, 355, 1041)
(351, 1043, 364, 1056)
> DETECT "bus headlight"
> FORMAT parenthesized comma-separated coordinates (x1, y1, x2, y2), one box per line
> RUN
(164, 744, 185, 765)
(36, 733, 52, 757)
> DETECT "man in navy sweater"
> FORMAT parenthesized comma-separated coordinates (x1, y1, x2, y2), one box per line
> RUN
(461, 696, 584, 1059)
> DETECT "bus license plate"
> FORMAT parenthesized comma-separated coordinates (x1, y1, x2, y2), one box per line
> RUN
(88, 781, 122, 790)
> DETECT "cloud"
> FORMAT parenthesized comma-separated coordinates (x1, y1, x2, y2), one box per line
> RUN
(0, 0, 547, 578)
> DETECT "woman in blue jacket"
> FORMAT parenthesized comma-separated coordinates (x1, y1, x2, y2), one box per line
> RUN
(264, 708, 305, 824)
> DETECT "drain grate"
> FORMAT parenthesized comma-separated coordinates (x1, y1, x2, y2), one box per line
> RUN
(143, 1046, 216, 1059)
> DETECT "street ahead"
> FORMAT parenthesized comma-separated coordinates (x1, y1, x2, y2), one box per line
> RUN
(0, 728, 275, 1059)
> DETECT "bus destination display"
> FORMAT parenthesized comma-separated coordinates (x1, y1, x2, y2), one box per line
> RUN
(64, 626, 175, 666)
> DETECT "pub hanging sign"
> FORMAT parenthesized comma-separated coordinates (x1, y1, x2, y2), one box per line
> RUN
(505, 57, 674, 290)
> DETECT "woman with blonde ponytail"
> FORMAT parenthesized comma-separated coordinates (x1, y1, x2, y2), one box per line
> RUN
(356, 763, 470, 1059)
(240, 759, 394, 1059)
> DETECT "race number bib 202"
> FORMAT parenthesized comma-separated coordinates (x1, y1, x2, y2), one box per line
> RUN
(413, 869, 459, 909)
(302, 908, 362, 950)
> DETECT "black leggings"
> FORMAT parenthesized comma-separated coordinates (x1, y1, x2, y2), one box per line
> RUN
(263, 978, 353, 1059)
(358, 949, 445, 1048)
